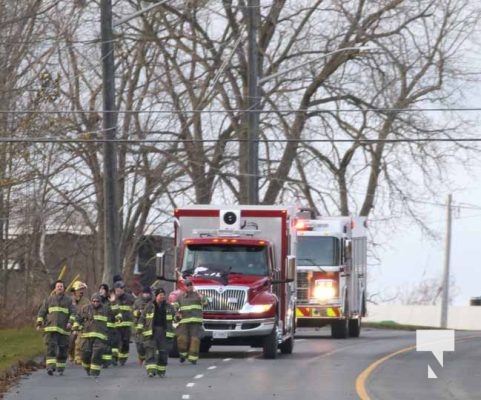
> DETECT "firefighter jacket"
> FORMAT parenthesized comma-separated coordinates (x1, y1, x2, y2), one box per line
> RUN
(138, 300, 176, 340)
(71, 296, 90, 330)
(133, 296, 151, 331)
(75, 303, 113, 341)
(111, 292, 135, 328)
(173, 291, 207, 325)
(36, 293, 76, 335)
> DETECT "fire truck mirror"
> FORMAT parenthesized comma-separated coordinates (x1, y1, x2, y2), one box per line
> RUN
(286, 256, 296, 282)
(345, 240, 352, 259)
(155, 252, 165, 277)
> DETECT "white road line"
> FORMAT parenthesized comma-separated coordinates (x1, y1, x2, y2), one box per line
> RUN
(223, 358, 232, 362)
(207, 365, 217, 370)
(194, 374, 203, 379)
(186, 382, 195, 387)
(182, 395, 190, 399)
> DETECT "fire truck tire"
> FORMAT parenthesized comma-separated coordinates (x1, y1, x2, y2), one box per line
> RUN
(199, 339, 212, 353)
(279, 336, 294, 354)
(262, 324, 278, 359)
(331, 319, 348, 339)
(348, 318, 361, 338)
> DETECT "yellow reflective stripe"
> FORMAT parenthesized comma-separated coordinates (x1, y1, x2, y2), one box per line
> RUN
(93, 315, 108, 322)
(107, 322, 116, 328)
(179, 317, 203, 324)
(179, 304, 202, 311)
(145, 363, 157, 370)
(326, 308, 337, 317)
(136, 324, 143, 329)
(118, 305, 132, 311)
(116, 321, 133, 327)
(36, 317, 44, 323)
(48, 306, 69, 314)
(111, 304, 120, 310)
(81, 332, 107, 340)
(146, 313, 154, 319)
(142, 329, 153, 337)
(166, 332, 175, 338)
(44, 326, 69, 335)
(166, 315, 173, 321)
(90, 364, 101, 371)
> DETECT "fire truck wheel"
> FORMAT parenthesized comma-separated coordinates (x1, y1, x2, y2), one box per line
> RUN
(262, 323, 278, 359)
(279, 336, 294, 354)
(348, 318, 361, 338)
(331, 319, 348, 339)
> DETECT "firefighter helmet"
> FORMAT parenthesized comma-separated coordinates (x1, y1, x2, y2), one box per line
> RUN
(72, 281, 87, 291)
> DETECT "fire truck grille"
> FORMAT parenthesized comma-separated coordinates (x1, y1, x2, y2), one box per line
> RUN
(297, 272, 309, 302)
(197, 288, 247, 312)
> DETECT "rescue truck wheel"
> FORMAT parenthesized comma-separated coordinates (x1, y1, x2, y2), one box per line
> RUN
(348, 318, 361, 338)
(263, 322, 278, 359)
(331, 319, 348, 338)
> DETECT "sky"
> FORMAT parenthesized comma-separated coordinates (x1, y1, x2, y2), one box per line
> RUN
(370, 166, 481, 306)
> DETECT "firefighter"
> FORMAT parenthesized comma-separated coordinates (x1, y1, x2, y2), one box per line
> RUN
(72, 293, 109, 377)
(132, 286, 153, 365)
(68, 280, 89, 364)
(36, 279, 76, 376)
(173, 278, 207, 365)
(138, 287, 176, 377)
(112, 281, 135, 365)
(98, 283, 114, 368)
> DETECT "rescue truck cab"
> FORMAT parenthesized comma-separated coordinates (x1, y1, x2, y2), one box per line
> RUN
(157, 205, 297, 359)
(295, 210, 367, 338)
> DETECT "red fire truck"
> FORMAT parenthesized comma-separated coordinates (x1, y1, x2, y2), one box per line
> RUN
(156, 205, 297, 359)
(295, 211, 367, 338)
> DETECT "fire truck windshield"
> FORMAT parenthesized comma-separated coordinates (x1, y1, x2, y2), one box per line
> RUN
(297, 236, 340, 266)
(182, 244, 268, 276)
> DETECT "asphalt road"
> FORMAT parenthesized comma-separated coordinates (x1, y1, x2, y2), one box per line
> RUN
(4, 327, 481, 400)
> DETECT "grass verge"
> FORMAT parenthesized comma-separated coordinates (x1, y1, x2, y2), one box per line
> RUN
(0, 327, 44, 397)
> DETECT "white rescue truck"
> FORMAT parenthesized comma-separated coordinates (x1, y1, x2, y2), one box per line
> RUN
(295, 211, 367, 338)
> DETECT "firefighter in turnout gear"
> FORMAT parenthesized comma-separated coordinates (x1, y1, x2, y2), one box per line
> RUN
(68, 280, 89, 364)
(111, 281, 135, 365)
(138, 287, 176, 377)
(74, 293, 113, 377)
(173, 278, 207, 364)
(98, 283, 114, 367)
(133, 286, 152, 365)
(36, 280, 76, 376)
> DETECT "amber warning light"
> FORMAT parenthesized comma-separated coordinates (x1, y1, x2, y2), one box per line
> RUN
(294, 220, 313, 231)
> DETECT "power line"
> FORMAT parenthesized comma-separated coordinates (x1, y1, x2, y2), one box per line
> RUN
(2, 107, 481, 114)
(0, 137, 479, 143)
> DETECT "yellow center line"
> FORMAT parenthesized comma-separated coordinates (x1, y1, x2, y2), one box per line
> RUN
(355, 334, 481, 400)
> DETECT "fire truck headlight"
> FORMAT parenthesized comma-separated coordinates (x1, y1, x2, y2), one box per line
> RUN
(240, 304, 274, 314)
(312, 285, 336, 301)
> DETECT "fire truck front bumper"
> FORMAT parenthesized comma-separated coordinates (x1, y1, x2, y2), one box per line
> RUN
(202, 317, 276, 339)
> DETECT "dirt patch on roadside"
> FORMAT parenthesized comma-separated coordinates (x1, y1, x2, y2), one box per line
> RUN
(0, 359, 43, 399)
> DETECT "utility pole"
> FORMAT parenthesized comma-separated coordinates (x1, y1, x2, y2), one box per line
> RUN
(247, 0, 260, 205)
(440, 193, 452, 328)
(100, 0, 120, 284)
